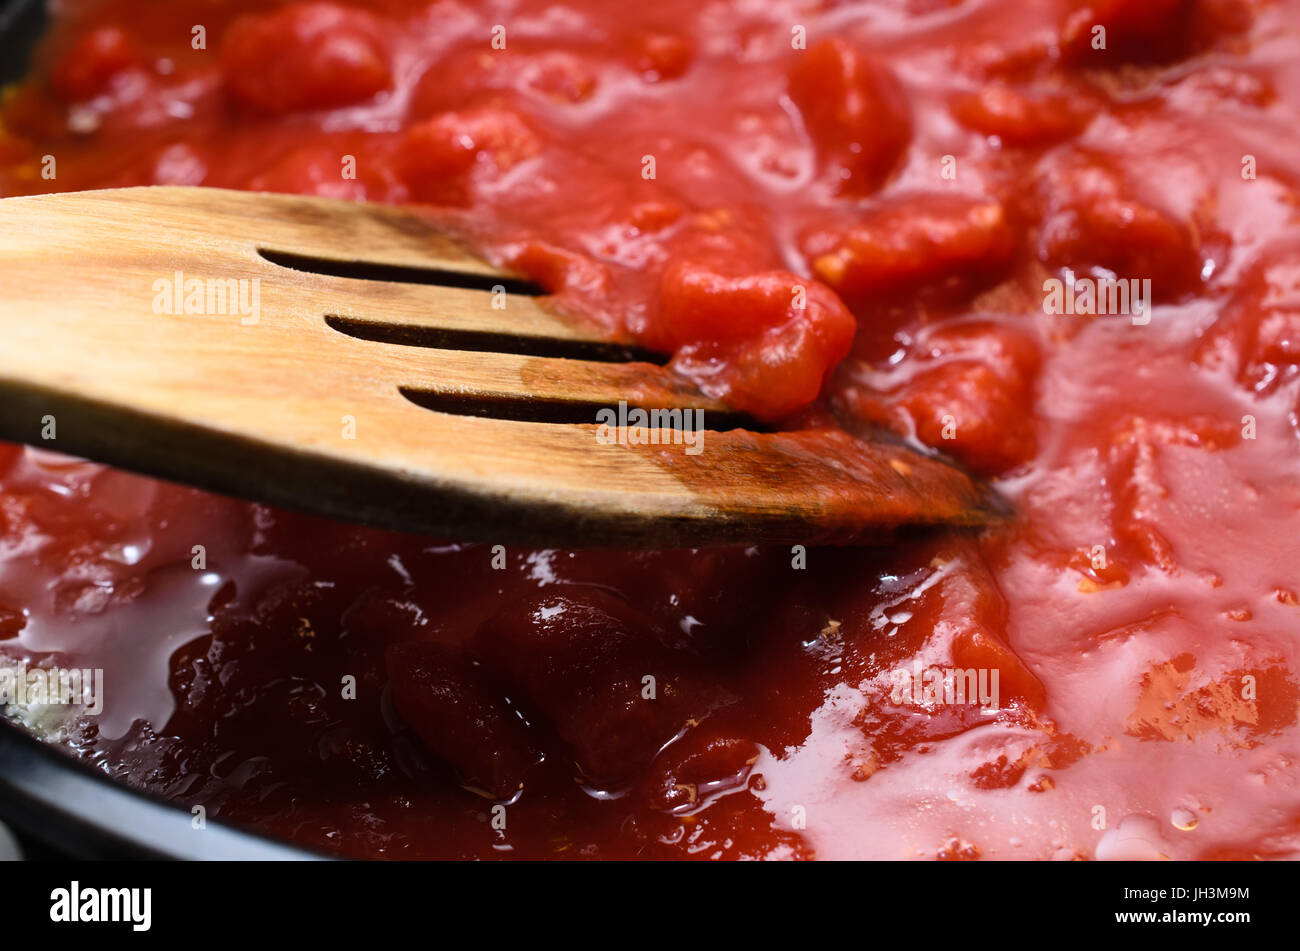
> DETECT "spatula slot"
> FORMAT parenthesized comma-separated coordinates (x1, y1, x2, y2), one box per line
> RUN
(399, 387, 760, 431)
(259, 248, 544, 296)
(325, 314, 666, 364)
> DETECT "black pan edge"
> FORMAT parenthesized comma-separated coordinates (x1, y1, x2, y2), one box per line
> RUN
(0, 720, 333, 860)
(0, 0, 47, 85)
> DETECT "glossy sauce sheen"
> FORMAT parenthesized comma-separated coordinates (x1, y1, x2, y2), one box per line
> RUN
(2, 0, 1300, 859)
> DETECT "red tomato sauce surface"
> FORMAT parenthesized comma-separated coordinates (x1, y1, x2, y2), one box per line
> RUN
(2, 0, 1300, 859)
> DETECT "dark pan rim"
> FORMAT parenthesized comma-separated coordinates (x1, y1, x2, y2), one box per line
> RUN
(0, 719, 333, 859)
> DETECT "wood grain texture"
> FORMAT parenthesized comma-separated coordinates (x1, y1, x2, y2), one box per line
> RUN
(0, 186, 1000, 546)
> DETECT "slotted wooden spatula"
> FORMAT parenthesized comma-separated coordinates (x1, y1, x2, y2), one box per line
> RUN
(0, 186, 998, 546)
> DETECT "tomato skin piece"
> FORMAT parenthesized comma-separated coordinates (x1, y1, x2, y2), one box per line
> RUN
(951, 84, 1096, 146)
(475, 587, 730, 787)
(788, 39, 911, 196)
(245, 137, 399, 200)
(1061, 0, 1193, 65)
(642, 729, 760, 813)
(1036, 151, 1203, 299)
(838, 321, 1040, 476)
(651, 261, 821, 348)
(409, 45, 604, 117)
(804, 195, 1015, 304)
(50, 26, 143, 101)
(220, 2, 392, 113)
(1196, 239, 1300, 389)
(387, 641, 541, 801)
(634, 33, 693, 82)
(950, 628, 1047, 713)
(900, 363, 1036, 477)
(649, 259, 856, 421)
(930, 544, 1046, 713)
(398, 108, 541, 205)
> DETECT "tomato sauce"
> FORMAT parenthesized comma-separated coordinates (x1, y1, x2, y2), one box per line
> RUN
(2, 0, 1300, 859)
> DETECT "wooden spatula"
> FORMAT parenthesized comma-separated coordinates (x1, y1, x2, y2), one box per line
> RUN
(0, 186, 999, 546)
